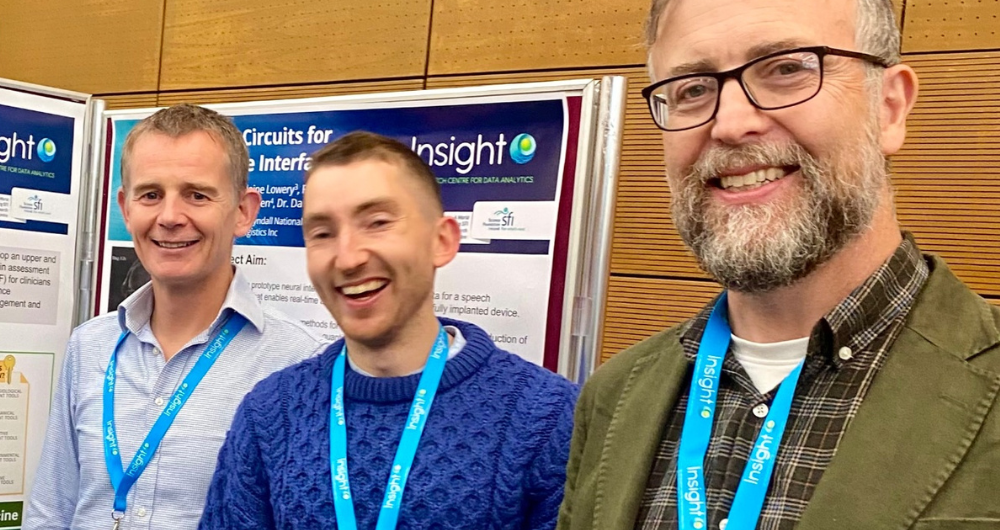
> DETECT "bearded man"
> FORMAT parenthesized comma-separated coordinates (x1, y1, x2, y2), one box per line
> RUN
(556, 0, 1000, 529)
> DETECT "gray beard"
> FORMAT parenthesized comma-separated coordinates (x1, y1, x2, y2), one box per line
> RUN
(669, 120, 886, 293)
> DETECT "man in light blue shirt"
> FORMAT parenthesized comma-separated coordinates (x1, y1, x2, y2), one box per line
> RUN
(24, 104, 323, 530)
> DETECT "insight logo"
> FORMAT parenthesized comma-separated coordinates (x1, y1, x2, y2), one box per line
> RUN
(411, 134, 508, 175)
(509, 133, 536, 164)
(37, 138, 57, 162)
(0, 132, 37, 164)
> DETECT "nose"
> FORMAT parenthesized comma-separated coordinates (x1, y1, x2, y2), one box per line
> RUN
(710, 78, 770, 145)
(157, 194, 188, 229)
(334, 229, 369, 274)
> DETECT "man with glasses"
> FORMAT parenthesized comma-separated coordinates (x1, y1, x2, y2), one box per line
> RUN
(558, 0, 1000, 529)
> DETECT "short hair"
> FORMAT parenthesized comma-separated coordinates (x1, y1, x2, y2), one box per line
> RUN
(645, 0, 901, 65)
(120, 104, 249, 196)
(305, 131, 443, 213)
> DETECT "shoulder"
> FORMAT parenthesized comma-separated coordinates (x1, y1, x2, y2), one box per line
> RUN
(259, 305, 324, 348)
(583, 324, 685, 397)
(501, 351, 577, 401)
(65, 312, 123, 359)
(903, 255, 1000, 371)
(72, 311, 122, 339)
(246, 344, 334, 406)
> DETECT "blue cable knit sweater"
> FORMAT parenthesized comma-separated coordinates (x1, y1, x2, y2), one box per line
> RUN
(200, 318, 579, 529)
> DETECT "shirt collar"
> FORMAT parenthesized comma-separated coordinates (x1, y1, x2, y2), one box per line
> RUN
(681, 233, 929, 366)
(116, 267, 265, 337)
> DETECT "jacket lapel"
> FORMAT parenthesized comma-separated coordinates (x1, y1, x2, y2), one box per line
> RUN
(798, 257, 1000, 529)
(594, 337, 690, 530)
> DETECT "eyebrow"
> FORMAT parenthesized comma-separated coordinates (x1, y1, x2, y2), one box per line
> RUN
(187, 183, 222, 196)
(301, 199, 400, 229)
(354, 198, 399, 216)
(665, 39, 812, 78)
(302, 212, 332, 230)
(745, 39, 810, 61)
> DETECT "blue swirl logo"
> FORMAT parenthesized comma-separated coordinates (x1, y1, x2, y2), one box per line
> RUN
(509, 133, 536, 164)
(37, 138, 56, 162)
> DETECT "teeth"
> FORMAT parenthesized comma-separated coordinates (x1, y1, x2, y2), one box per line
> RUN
(720, 168, 786, 190)
(158, 241, 193, 249)
(341, 280, 387, 296)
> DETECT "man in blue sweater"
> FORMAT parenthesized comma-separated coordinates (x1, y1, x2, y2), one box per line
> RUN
(201, 131, 579, 529)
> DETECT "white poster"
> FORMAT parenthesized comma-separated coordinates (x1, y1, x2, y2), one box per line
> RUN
(0, 85, 88, 523)
(98, 89, 587, 371)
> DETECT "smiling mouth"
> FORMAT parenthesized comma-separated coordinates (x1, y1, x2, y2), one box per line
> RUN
(154, 240, 197, 249)
(338, 279, 389, 300)
(712, 166, 798, 191)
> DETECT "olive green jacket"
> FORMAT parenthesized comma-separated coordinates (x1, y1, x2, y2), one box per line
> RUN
(557, 256, 1000, 530)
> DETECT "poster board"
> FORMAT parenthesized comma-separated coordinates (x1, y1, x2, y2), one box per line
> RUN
(95, 79, 624, 378)
(0, 78, 94, 525)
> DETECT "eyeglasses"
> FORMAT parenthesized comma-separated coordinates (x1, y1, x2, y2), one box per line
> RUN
(642, 46, 892, 132)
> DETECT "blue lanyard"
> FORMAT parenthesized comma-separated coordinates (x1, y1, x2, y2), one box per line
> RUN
(102, 312, 246, 519)
(676, 293, 804, 530)
(330, 326, 449, 530)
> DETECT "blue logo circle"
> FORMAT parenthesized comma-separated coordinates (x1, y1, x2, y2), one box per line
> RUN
(509, 133, 536, 164)
(37, 138, 57, 162)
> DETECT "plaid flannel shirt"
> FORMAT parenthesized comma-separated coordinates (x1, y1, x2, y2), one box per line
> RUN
(636, 235, 930, 530)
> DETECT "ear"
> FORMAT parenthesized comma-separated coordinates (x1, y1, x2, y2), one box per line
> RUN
(878, 64, 919, 156)
(432, 216, 462, 268)
(117, 187, 132, 231)
(233, 187, 262, 238)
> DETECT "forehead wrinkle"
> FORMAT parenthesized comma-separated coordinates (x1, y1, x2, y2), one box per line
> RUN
(651, 0, 839, 78)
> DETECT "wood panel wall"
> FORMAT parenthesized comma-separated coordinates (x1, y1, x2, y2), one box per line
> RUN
(2, 0, 997, 365)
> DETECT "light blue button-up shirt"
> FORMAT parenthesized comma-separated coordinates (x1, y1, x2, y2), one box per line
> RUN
(24, 268, 325, 530)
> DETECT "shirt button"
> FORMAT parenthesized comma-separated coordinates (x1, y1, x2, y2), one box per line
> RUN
(154, 397, 165, 406)
(720, 519, 729, 530)
(136, 507, 147, 517)
(838, 346, 854, 361)
(753, 403, 769, 418)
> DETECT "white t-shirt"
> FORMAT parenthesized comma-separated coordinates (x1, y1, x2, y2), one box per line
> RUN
(730, 334, 809, 394)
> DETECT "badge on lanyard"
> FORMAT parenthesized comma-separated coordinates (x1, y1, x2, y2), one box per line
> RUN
(676, 294, 804, 530)
(329, 326, 450, 530)
(103, 312, 247, 524)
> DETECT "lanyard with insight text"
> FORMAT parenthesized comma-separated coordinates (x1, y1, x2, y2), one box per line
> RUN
(676, 293, 804, 530)
(330, 326, 449, 530)
(102, 312, 246, 527)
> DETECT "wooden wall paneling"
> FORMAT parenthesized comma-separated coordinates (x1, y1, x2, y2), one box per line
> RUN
(602, 276, 719, 362)
(608, 69, 705, 279)
(427, 0, 649, 75)
(893, 0, 904, 28)
(894, 52, 1000, 297)
(901, 0, 1000, 53)
(159, 0, 432, 91)
(156, 79, 424, 106)
(0, 1, 165, 94)
(426, 67, 632, 88)
(99, 93, 160, 110)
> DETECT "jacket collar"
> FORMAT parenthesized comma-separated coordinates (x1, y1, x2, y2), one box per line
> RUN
(795, 255, 1000, 528)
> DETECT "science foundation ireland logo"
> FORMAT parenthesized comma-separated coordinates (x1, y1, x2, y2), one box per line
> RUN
(509, 133, 536, 164)
(37, 138, 57, 162)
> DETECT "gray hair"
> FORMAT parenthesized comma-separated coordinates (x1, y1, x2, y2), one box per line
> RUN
(645, 0, 901, 64)
(121, 104, 249, 197)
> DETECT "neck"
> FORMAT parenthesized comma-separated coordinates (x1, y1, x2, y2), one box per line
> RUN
(727, 201, 901, 343)
(149, 267, 235, 360)
(345, 305, 443, 377)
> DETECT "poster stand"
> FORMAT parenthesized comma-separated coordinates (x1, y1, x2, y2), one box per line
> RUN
(0, 75, 624, 514)
(0, 76, 99, 521)
(92, 77, 625, 382)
